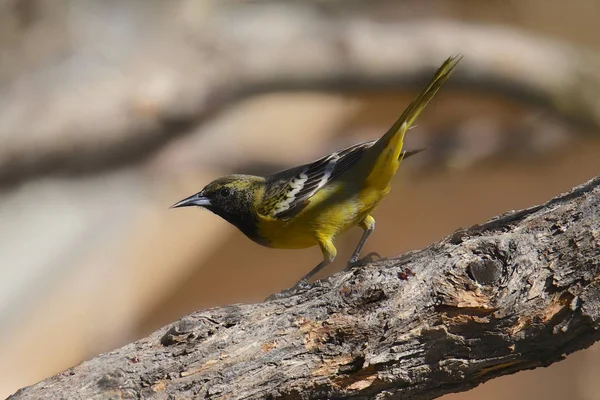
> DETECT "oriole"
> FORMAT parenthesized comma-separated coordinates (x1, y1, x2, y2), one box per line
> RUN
(172, 55, 461, 293)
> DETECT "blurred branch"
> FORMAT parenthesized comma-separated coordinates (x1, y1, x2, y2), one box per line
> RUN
(10, 174, 600, 399)
(2, 1, 600, 188)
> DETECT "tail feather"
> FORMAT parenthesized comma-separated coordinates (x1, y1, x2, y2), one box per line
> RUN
(365, 55, 461, 187)
(378, 55, 462, 149)
(399, 148, 426, 161)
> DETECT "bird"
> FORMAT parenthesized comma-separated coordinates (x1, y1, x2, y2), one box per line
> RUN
(172, 55, 461, 294)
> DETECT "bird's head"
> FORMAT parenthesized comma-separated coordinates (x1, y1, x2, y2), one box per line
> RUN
(171, 174, 265, 240)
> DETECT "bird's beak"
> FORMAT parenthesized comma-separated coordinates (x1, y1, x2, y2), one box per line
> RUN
(170, 194, 211, 209)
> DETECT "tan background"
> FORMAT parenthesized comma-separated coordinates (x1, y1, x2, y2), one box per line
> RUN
(1, 0, 600, 398)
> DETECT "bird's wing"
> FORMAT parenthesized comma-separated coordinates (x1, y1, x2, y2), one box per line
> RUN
(259, 140, 376, 220)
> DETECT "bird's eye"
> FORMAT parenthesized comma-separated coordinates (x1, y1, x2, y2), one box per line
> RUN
(219, 187, 232, 198)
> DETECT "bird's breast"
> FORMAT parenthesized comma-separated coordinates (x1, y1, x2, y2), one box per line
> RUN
(256, 183, 387, 250)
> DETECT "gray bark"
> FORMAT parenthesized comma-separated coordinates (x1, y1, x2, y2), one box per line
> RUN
(8, 175, 600, 399)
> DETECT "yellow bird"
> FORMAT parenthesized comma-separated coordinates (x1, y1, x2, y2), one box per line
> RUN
(172, 55, 461, 293)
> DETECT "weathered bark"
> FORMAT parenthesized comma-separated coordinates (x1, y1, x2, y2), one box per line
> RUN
(8, 174, 600, 399)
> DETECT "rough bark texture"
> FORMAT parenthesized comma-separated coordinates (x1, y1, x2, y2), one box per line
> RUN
(9, 174, 600, 399)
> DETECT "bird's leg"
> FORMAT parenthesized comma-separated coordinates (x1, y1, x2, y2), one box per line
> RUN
(347, 215, 375, 268)
(265, 239, 337, 301)
(293, 260, 330, 289)
(294, 239, 337, 287)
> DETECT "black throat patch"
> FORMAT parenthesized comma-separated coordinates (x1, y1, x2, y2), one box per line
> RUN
(204, 184, 268, 246)
(208, 206, 265, 245)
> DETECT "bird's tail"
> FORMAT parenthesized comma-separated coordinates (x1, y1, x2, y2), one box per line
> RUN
(365, 55, 461, 187)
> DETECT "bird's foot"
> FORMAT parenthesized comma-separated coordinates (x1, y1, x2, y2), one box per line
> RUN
(265, 279, 312, 301)
(344, 252, 382, 271)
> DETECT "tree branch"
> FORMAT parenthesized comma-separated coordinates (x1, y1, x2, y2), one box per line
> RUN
(9, 174, 600, 399)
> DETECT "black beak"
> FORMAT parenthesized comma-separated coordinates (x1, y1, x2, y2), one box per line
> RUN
(170, 193, 211, 209)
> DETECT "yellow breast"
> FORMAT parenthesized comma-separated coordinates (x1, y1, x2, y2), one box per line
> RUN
(257, 181, 388, 250)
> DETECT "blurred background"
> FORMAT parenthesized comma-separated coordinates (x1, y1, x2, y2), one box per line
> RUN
(2, 0, 600, 398)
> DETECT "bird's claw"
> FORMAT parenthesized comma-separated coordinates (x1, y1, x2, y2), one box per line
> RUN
(265, 279, 312, 301)
(344, 252, 382, 271)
